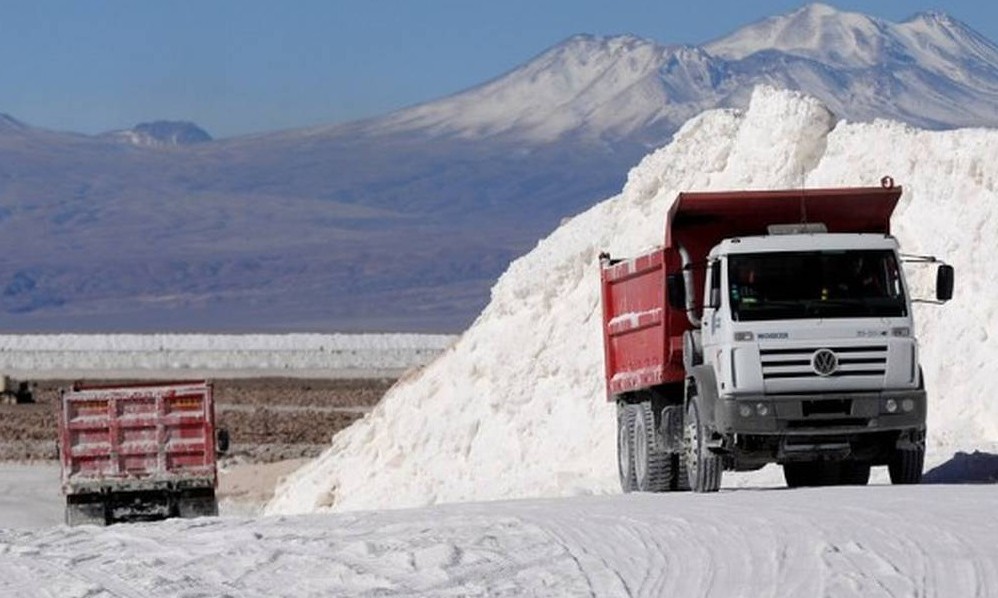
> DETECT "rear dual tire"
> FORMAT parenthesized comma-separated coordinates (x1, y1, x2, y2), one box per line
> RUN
(633, 402, 672, 492)
(617, 401, 680, 493)
(617, 404, 637, 493)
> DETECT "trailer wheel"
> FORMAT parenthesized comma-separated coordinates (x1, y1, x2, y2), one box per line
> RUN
(617, 403, 638, 493)
(888, 446, 924, 485)
(683, 399, 722, 492)
(633, 401, 671, 492)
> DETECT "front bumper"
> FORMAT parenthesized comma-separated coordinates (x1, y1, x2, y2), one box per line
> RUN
(715, 389, 926, 436)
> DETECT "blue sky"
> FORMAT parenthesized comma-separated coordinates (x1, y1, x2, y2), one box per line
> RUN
(2, 1, 994, 138)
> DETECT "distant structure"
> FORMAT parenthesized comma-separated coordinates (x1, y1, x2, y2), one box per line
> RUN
(106, 120, 212, 147)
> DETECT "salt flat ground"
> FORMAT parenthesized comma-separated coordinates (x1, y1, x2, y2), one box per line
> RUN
(1, 462, 996, 598)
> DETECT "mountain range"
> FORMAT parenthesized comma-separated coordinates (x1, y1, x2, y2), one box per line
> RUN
(2, 3, 998, 333)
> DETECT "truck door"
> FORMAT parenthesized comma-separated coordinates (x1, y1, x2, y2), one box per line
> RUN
(701, 258, 726, 371)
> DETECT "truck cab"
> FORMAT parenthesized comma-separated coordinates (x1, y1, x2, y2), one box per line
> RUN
(695, 231, 935, 486)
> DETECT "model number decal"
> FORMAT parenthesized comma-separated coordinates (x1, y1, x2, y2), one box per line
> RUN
(757, 332, 789, 340)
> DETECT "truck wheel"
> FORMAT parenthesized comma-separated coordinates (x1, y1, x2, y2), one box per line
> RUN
(683, 399, 722, 492)
(672, 453, 691, 491)
(634, 402, 671, 492)
(888, 446, 924, 484)
(617, 403, 637, 493)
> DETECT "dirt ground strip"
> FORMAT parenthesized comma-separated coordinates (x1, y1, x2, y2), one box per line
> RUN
(0, 377, 396, 463)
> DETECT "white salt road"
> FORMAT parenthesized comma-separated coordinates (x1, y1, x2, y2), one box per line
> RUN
(1, 484, 997, 597)
(0, 464, 62, 530)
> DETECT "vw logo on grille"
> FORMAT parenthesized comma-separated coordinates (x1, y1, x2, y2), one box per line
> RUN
(811, 349, 838, 376)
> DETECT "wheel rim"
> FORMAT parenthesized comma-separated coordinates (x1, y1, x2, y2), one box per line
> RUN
(617, 412, 631, 483)
(634, 413, 647, 486)
(684, 403, 699, 483)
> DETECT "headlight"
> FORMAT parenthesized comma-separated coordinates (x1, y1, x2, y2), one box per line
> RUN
(901, 398, 915, 413)
(755, 402, 769, 416)
(884, 398, 899, 413)
(734, 331, 754, 342)
(891, 327, 911, 337)
(739, 404, 752, 418)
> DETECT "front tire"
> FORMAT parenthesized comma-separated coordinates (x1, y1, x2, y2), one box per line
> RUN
(889, 446, 924, 485)
(684, 399, 722, 493)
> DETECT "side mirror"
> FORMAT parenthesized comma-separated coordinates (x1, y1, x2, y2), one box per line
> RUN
(936, 264, 954, 302)
(216, 428, 230, 455)
(666, 273, 686, 310)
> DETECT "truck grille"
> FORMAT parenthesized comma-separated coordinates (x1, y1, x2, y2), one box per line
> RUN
(760, 345, 888, 380)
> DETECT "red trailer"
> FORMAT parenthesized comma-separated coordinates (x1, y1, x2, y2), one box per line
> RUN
(600, 181, 952, 493)
(59, 380, 228, 525)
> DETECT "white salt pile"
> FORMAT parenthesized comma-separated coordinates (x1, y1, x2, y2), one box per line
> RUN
(268, 87, 998, 514)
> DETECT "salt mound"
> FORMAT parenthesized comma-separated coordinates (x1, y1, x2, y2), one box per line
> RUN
(267, 87, 998, 514)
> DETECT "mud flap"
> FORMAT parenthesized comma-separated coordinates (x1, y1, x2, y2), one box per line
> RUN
(659, 405, 684, 453)
(65, 495, 108, 526)
(687, 365, 720, 433)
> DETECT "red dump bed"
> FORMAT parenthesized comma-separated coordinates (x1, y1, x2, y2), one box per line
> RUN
(600, 184, 903, 400)
(59, 380, 218, 494)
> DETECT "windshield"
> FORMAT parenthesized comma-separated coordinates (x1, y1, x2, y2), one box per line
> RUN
(728, 250, 907, 321)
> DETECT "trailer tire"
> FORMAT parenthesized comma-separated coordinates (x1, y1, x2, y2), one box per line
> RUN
(634, 401, 671, 492)
(684, 399, 722, 493)
(889, 446, 924, 485)
(617, 402, 638, 493)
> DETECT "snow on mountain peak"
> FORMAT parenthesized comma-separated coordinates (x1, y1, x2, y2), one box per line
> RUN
(895, 10, 998, 76)
(706, 4, 998, 77)
(376, 33, 677, 143)
(370, 4, 998, 148)
(267, 87, 998, 515)
(705, 3, 887, 67)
